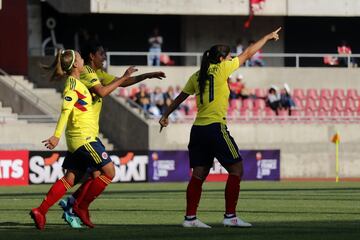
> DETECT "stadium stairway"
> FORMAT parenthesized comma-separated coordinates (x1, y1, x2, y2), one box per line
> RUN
(0, 74, 113, 150)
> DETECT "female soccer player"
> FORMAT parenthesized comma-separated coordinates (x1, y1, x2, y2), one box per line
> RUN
(159, 27, 281, 228)
(59, 40, 166, 227)
(29, 49, 136, 230)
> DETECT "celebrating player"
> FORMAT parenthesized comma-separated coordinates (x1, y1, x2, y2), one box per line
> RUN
(59, 40, 166, 228)
(29, 49, 136, 230)
(159, 27, 281, 228)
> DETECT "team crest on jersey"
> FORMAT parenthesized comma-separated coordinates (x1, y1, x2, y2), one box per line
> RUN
(64, 96, 72, 101)
(102, 152, 108, 159)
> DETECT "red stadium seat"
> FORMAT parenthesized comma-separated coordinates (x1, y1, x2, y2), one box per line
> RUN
(346, 89, 359, 100)
(333, 89, 345, 100)
(253, 99, 266, 110)
(332, 98, 344, 111)
(117, 88, 128, 97)
(240, 99, 253, 111)
(305, 98, 317, 111)
(293, 98, 304, 110)
(344, 98, 356, 112)
(293, 88, 306, 100)
(318, 98, 331, 111)
(306, 89, 318, 100)
(254, 88, 266, 98)
(320, 88, 332, 100)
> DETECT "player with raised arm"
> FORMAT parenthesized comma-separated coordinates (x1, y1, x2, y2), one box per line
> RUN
(59, 40, 166, 228)
(159, 28, 281, 228)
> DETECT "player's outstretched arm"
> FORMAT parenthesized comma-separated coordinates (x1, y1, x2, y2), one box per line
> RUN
(159, 91, 189, 132)
(92, 66, 138, 97)
(238, 27, 281, 66)
(120, 71, 166, 87)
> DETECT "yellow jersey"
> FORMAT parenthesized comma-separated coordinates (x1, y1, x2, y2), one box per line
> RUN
(54, 76, 97, 152)
(80, 65, 116, 136)
(182, 57, 239, 126)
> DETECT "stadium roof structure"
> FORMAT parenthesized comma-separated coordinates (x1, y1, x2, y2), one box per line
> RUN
(45, 0, 360, 16)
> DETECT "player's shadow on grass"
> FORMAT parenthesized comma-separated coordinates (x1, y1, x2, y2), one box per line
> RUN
(1, 221, 359, 240)
(1, 187, 359, 198)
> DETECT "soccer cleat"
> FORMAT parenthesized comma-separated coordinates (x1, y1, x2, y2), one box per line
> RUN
(223, 216, 252, 228)
(62, 212, 83, 228)
(59, 197, 74, 212)
(73, 205, 94, 228)
(29, 208, 46, 230)
(182, 218, 211, 228)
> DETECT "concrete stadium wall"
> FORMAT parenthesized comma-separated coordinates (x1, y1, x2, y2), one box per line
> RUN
(0, 78, 45, 115)
(108, 66, 360, 90)
(100, 95, 149, 151)
(180, 16, 284, 66)
(89, 0, 360, 16)
(148, 122, 360, 179)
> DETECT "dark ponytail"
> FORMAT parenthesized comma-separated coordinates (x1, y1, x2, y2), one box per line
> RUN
(198, 45, 230, 104)
(198, 50, 210, 104)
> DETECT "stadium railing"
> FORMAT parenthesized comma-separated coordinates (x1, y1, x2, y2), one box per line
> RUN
(0, 69, 57, 123)
(106, 52, 360, 68)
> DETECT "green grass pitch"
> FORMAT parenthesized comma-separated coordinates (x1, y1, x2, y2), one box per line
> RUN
(0, 181, 359, 240)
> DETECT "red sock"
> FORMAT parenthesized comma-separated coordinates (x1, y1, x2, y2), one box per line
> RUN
(72, 178, 93, 204)
(186, 176, 204, 216)
(225, 174, 240, 215)
(38, 177, 73, 214)
(77, 175, 112, 210)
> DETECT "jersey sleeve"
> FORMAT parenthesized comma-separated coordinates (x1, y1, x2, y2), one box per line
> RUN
(222, 57, 240, 77)
(81, 72, 101, 89)
(53, 90, 78, 138)
(96, 69, 116, 86)
(182, 72, 198, 95)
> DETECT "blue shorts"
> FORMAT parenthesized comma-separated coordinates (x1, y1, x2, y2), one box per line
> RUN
(62, 138, 112, 172)
(188, 123, 243, 168)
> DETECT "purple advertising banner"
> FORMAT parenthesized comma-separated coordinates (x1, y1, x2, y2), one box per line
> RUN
(148, 150, 280, 182)
(241, 150, 280, 181)
(148, 151, 190, 182)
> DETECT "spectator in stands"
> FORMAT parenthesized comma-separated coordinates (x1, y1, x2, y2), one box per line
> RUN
(151, 86, 165, 114)
(148, 28, 163, 66)
(266, 85, 281, 115)
(248, 40, 265, 67)
(135, 84, 151, 112)
(229, 74, 243, 99)
(235, 38, 244, 55)
(279, 83, 295, 115)
(159, 27, 281, 228)
(337, 41, 356, 67)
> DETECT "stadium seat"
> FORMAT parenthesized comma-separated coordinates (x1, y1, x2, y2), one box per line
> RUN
(320, 88, 332, 100)
(305, 98, 317, 111)
(240, 99, 253, 111)
(318, 98, 331, 111)
(333, 89, 346, 100)
(253, 99, 266, 110)
(306, 89, 318, 100)
(344, 98, 356, 112)
(293, 98, 304, 110)
(332, 98, 344, 112)
(346, 89, 359, 100)
(117, 88, 128, 97)
(254, 88, 266, 98)
(293, 88, 306, 100)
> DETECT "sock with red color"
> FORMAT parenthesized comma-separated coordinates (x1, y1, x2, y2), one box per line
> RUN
(185, 176, 204, 217)
(77, 175, 112, 209)
(38, 177, 73, 214)
(225, 174, 241, 215)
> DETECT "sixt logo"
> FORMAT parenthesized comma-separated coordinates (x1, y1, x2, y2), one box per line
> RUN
(29, 152, 148, 184)
(0, 151, 29, 186)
